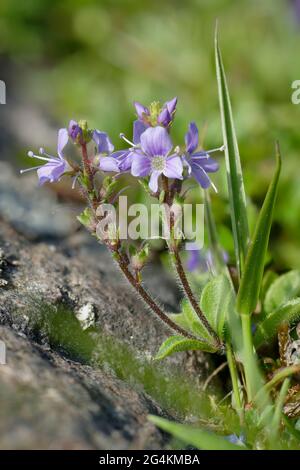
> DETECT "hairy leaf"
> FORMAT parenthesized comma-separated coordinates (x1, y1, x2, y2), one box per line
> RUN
(264, 270, 300, 314)
(254, 298, 300, 347)
(155, 335, 217, 360)
(200, 274, 234, 339)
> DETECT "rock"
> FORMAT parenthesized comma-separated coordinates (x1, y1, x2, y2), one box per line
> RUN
(0, 217, 213, 378)
(75, 303, 95, 330)
(0, 162, 76, 240)
(0, 325, 167, 449)
(0, 163, 217, 449)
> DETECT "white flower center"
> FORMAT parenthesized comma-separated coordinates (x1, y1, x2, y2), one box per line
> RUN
(151, 155, 165, 171)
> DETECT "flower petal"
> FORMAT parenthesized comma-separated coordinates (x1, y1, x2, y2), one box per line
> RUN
(149, 170, 161, 193)
(68, 120, 81, 141)
(131, 152, 151, 177)
(133, 120, 148, 144)
(140, 126, 173, 157)
(57, 128, 69, 159)
(37, 160, 66, 185)
(164, 155, 183, 179)
(157, 107, 171, 127)
(99, 156, 119, 172)
(191, 156, 219, 173)
(192, 165, 211, 189)
(185, 122, 199, 154)
(93, 130, 114, 154)
(134, 101, 150, 120)
(165, 97, 177, 115)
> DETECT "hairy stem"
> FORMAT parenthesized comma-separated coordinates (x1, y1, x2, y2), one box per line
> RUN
(113, 249, 196, 340)
(172, 249, 222, 349)
(81, 143, 99, 211)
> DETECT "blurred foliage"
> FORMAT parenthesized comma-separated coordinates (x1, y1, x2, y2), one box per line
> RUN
(0, 0, 300, 268)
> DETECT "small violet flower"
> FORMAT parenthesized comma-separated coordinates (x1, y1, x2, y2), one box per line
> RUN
(93, 130, 119, 172)
(134, 97, 177, 129)
(109, 120, 147, 173)
(184, 122, 223, 191)
(225, 434, 245, 446)
(21, 128, 69, 185)
(68, 120, 82, 143)
(131, 126, 183, 193)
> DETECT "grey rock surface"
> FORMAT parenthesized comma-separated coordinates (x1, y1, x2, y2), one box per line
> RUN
(0, 162, 215, 449)
(0, 162, 76, 239)
(0, 325, 167, 450)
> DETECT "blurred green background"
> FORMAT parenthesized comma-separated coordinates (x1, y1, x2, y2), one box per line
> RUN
(0, 0, 300, 269)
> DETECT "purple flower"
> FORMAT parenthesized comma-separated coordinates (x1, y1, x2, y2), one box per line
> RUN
(21, 128, 69, 185)
(131, 126, 183, 193)
(225, 434, 245, 446)
(134, 97, 177, 128)
(184, 122, 222, 190)
(93, 130, 119, 172)
(110, 120, 148, 173)
(187, 248, 228, 273)
(68, 120, 82, 142)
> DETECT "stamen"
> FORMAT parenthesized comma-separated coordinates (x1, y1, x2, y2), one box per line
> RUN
(72, 175, 78, 189)
(27, 150, 54, 162)
(20, 165, 42, 174)
(119, 133, 134, 147)
(210, 180, 218, 193)
(206, 144, 225, 154)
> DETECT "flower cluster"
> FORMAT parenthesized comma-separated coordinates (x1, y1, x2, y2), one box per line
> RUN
(21, 98, 223, 192)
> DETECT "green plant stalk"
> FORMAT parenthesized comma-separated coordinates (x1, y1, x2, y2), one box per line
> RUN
(270, 378, 290, 445)
(241, 313, 256, 402)
(226, 343, 243, 420)
(257, 364, 300, 399)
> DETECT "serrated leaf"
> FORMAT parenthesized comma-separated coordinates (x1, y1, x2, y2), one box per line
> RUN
(215, 26, 249, 277)
(254, 298, 300, 348)
(149, 416, 244, 450)
(155, 335, 217, 360)
(200, 274, 234, 339)
(264, 270, 300, 314)
(236, 144, 281, 316)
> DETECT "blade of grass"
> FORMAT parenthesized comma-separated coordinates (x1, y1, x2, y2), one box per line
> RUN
(215, 24, 249, 278)
(270, 378, 290, 446)
(149, 415, 244, 450)
(236, 144, 281, 316)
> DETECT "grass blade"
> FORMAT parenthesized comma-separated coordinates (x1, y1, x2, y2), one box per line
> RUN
(149, 416, 244, 450)
(237, 144, 281, 316)
(215, 25, 249, 277)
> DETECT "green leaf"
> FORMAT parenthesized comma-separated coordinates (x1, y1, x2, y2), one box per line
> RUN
(264, 270, 300, 314)
(168, 313, 191, 332)
(77, 207, 94, 228)
(215, 26, 249, 277)
(254, 298, 300, 347)
(260, 271, 279, 307)
(155, 335, 217, 360)
(181, 298, 214, 341)
(236, 144, 281, 316)
(149, 416, 244, 450)
(200, 274, 234, 339)
(270, 378, 290, 445)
